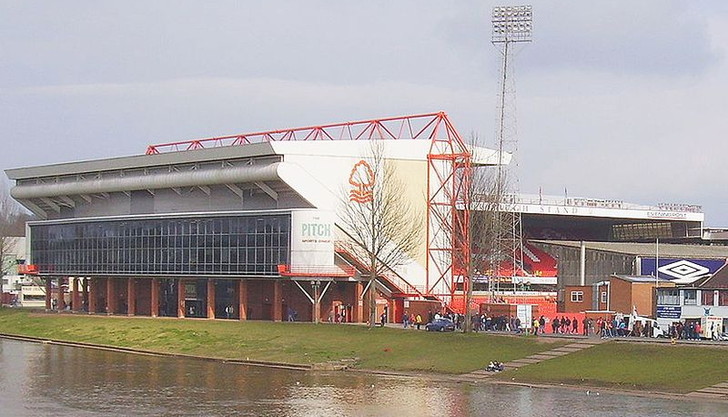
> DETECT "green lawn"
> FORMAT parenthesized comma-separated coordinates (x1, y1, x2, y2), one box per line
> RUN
(0, 308, 563, 374)
(496, 342, 728, 393)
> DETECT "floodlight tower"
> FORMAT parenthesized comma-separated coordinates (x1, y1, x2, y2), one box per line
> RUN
(489, 5, 532, 298)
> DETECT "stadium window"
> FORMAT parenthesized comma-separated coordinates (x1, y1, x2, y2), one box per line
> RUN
(658, 289, 680, 305)
(683, 290, 697, 305)
(570, 291, 583, 303)
(719, 291, 728, 306)
(600, 291, 607, 304)
(701, 290, 715, 306)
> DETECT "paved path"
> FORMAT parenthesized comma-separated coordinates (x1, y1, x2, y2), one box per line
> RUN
(686, 382, 728, 400)
(465, 339, 602, 381)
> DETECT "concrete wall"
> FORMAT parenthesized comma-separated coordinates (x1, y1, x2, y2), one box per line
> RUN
(534, 243, 636, 288)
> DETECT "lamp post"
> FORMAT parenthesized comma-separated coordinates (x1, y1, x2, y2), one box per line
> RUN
(489, 5, 532, 298)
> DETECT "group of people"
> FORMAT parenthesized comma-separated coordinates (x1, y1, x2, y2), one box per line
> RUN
(401, 312, 425, 330)
(385, 309, 726, 342)
(400, 311, 466, 330)
(473, 314, 522, 333)
(594, 317, 655, 338)
(667, 321, 707, 340)
(550, 316, 580, 335)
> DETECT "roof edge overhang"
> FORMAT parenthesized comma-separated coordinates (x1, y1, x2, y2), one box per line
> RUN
(5, 142, 277, 181)
(11, 162, 284, 200)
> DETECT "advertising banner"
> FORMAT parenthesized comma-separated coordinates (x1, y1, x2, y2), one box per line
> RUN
(290, 209, 335, 267)
(641, 258, 725, 284)
(656, 306, 682, 319)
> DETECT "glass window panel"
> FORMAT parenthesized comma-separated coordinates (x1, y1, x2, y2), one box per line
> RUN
(30, 214, 290, 276)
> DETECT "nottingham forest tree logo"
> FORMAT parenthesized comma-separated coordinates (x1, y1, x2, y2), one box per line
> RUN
(348, 160, 375, 203)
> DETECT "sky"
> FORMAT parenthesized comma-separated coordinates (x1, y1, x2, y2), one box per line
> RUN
(1, 1, 728, 226)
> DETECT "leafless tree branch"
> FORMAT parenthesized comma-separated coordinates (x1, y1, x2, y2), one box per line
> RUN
(338, 141, 423, 327)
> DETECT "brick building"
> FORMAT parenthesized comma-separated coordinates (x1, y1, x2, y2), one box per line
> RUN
(564, 275, 674, 318)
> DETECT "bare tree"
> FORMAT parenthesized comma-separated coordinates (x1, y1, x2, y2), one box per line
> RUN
(455, 133, 519, 332)
(0, 184, 24, 304)
(338, 142, 423, 328)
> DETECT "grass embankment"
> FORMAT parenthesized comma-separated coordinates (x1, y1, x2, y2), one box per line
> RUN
(0, 308, 562, 374)
(496, 342, 728, 393)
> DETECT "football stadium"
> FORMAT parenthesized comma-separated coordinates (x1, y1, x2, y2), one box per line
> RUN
(5, 112, 725, 324)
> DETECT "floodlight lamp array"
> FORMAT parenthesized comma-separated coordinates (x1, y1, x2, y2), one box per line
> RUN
(492, 5, 532, 43)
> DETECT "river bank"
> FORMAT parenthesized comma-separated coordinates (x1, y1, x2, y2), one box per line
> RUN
(1, 308, 726, 399)
(5, 336, 726, 417)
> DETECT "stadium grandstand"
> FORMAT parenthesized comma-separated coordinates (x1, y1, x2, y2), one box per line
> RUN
(5, 112, 723, 323)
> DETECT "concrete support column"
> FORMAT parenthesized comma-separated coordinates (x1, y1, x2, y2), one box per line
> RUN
(45, 277, 52, 311)
(57, 278, 66, 311)
(71, 278, 81, 312)
(177, 279, 186, 318)
(150, 278, 159, 318)
(238, 280, 247, 321)
(127, 278, 136, 316)
(272, 280, 283, 322)
(355, 282, 364, 323)
(88, 278, 97, 313)
(106, 278, 116, 314)
(312, 282, 321, 324)
(207, 279, 215, 319)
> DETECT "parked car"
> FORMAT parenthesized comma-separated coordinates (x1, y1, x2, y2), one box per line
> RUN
(425, 318, 456, 332)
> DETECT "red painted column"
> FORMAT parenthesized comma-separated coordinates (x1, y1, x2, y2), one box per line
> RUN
(177, 279, 186, 318)
(72, 278, 81, 312)
(82, 278, 89, 312)
(272, 280, 282, 322)
(106, 278, 115, 314)
(207, 279, 215, 319)
(88, 278, 97, 313)
(355, 282, 364, 323)
(238, 280, 247, 321)
(45, 277, 52, 311)
(57, 278, 66, 311)
(127, 278, 136, 316)
(150, 278, 159, 318)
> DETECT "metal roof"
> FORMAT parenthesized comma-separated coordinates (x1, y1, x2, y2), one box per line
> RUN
(533, 240, 728, 259)
(4, 142, 277, 180)
(611, 275, 673, 283)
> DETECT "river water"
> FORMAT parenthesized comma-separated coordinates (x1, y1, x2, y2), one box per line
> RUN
(0, 338, 726, 416)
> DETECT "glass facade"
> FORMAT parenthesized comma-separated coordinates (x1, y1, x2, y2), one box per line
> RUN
(30, 214, 290, 276)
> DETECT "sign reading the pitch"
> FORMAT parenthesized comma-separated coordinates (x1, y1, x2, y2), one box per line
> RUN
(290, 210, 335, 267)
(301, 222, 331, 243)
(641, 258, 725, 284)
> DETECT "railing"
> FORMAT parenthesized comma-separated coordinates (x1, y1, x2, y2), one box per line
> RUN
(17, 264, 39, 275)
(277, 264, 355, 278)
(334, 241, 425, 297)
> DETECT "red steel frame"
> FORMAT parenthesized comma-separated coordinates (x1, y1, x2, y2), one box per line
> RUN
(146, 112, 472, 311)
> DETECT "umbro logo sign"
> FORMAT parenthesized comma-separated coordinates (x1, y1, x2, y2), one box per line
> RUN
(658, 260, 710, 284)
